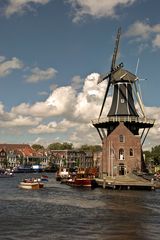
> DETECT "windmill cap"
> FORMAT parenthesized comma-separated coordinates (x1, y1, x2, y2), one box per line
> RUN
(111, 69, 137, 83)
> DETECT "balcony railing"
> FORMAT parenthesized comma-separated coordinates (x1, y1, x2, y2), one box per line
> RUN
(92, 116, 155, 125)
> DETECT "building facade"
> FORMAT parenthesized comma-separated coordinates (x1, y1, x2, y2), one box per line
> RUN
(100, 122, 141, 178)
(0, 144, 49, 170)
(49, 149, 94, 169)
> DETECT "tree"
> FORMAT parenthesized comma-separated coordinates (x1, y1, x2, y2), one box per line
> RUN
(61, 142, 73, 150)
(144, 146, 160, 168)
(47, 142, 73, 150)
(32, 144, 44, 151)
(143, 150, 152, 162)
(47, 142, 62, 150)
(151, 145, 160, 165)
(143, 150, 153, 169)
(80, 144, 102, 152)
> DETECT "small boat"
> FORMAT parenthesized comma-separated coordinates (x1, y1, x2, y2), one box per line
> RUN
(0, 170, 14, 178)
(66, 170, 96, 188)
(19, 178, 44, 190)
(41, 175, 49, 182)
(56, 168, 70, 181)
(13, 165, 34, 173)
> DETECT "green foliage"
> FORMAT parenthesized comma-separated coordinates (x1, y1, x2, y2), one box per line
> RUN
(143, 150, 152, 165)
(79, 144, 102, 152)
(62, 142, 73, 150)
(151, 145, 160, 165)
(32, 144, 44, 151)
(47, 142, 102, 152)
(47, 142, 73, 150)
(144, 145, 160, 165)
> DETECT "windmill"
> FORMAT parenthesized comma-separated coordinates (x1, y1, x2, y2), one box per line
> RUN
(92, 28, 155, 177)
(97, 27, 146, 120)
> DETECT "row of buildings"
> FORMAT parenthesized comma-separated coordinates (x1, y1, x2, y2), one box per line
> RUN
(0, 144, 102, 171)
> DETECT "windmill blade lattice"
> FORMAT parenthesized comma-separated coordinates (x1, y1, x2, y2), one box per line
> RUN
(98, 28, 122, 120)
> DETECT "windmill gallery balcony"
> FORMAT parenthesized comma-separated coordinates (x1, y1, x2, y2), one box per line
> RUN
(92, 116, 155, 129)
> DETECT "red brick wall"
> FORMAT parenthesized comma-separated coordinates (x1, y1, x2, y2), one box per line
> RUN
(100, 123, 142, 178)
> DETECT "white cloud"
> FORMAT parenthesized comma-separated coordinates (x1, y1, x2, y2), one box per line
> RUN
(152, 34, 160, 48)
(12, 73, 107, 146)
(68, 0, 136, 22)
(9, 73, 107, 133)
(0, 102, 5, 115)
(0, 102, 41, 128)
(26, 67, 57, 83)
(69, 123, 101, 147)
(0, 114, 40, 128)
(11, 102, 53, 118)
(125, 21, 153, 39)
(0, 56, 6, 63)
(46, 86, 77, 117)
(29, 119, 77, 134)
(11, 73, 112, 125)
(11, 86, 77, 118)
(74, 73, 111, 122)
(0, 57, 23, 77)
(4, 0, 50, 17)
(143, 106, 160, 149)
(0, 116, 40, 128)
(145, 106, 160, 120)
(125, 21, 160, 49)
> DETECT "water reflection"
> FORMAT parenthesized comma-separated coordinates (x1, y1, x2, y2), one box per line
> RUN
(0, 173, 159, 240)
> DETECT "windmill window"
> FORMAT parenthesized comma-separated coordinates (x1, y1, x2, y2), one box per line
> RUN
(119, 135, 125, 142)
(119, 148, 124, 160)
(129, 148, 134, 157)
(121, 98, 125, 103)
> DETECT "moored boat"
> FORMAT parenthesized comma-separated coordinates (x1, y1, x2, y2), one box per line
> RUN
(13, 166, 34, 173)
(66, 170, 96, 188)
(0, 170, 14, 178)
(0, 174, 14, 178)
(56, 168, 70, 181)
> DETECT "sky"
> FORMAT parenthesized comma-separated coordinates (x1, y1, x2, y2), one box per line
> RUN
(0, 0, 160, 150)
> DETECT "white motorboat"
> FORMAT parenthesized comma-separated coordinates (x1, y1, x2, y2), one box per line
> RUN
(19, 178, 44, 190)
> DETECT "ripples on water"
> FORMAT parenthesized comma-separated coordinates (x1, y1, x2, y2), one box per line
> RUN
(0, 173, 160, 240)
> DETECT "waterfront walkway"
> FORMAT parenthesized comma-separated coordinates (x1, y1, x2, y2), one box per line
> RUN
(95, 174, 155, 190)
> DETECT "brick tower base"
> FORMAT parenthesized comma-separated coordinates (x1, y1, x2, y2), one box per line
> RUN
(99, 123, 142, 178)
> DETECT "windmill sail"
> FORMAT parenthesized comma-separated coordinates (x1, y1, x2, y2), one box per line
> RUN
(98, 28, 121, 120)
(111, 27, 121, 70)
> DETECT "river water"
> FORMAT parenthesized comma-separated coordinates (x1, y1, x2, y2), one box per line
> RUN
(0, 173, 160, 240)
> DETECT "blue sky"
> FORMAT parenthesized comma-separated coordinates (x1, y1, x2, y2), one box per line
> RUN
(0, 0, 159, 149)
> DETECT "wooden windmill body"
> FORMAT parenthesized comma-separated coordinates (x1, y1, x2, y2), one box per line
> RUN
(92, 28, 155, 178)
